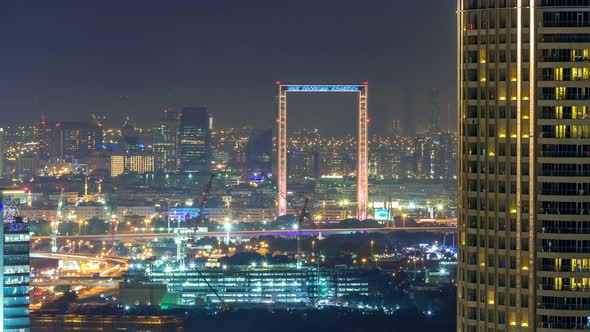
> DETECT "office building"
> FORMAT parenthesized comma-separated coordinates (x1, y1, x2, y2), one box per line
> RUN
(53, 121, 102, 162)
(457, 1, 590, 330)
(178, 107, 212, 173)
(1, 190, 31, 332)
(246, 128, 272, 179)
(153, 109, 179, 172)
(415, 136, 433, 179)
(141, 265, 369, 306)
(110, 154, 155, 177)
(37, 118, 53, 162)
(288, 150, 318, 183)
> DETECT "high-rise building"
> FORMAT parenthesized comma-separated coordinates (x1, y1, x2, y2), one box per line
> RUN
(0, 190, 31, 331)
(37, 119, 53, 162)
(246, 128, 272, 179)
(415, 136, 433, 179)
(288, 150, 318, 183)
(153, 109, 179, 172)
(457, 2, 590, 330)
(53, 121, 102, 162)
(178, 107, 212, 173)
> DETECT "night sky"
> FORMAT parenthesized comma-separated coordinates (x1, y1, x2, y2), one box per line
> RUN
(1, 1, 456, 135)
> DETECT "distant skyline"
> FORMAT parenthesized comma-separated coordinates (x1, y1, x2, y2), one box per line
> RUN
(0, 1, 456, 135)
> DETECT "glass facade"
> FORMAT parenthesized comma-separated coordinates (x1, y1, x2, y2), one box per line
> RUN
(143, 266, 369, 305)
(178, 107, 211, 173)
(1, 192, 31, 332)
(153, 109, 179, 172)
(458, 0, 590, 331)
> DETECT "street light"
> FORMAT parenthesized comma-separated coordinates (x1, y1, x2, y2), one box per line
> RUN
(370, 240, 374, 256)
(402, 214, 408, 228)
(224, 222, 232, 245)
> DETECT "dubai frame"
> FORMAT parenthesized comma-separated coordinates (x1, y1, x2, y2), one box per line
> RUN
(276, 83, 369, 220)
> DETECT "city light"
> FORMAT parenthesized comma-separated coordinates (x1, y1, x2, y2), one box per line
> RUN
(6, 3, 472, 330)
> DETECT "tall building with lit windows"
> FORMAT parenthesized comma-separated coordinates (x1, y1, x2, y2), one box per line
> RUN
(0, 190, 31, 331)
(458, 1, 590, 331)
(153, 109, 179, 172)
(178, 107, 212, 173)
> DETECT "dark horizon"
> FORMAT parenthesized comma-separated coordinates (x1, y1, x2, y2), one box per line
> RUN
(1, 1, 456, 135)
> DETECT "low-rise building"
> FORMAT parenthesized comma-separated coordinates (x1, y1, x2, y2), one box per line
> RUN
(201, 207, 232, 223)
(235, 208, 275, 223)
(115, 205, 155, 218)
(168, 207, 198, 223)
(19, 208, 56, 221)
(75, 202, 111, 221)
(140, 265, 369, 306)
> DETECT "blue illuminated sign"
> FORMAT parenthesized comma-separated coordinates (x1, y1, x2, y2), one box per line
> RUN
(374, 208, 390, 221)
(285, 85, 361, 92)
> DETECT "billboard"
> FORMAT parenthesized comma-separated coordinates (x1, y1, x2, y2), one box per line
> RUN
(374, 208, 390, 221)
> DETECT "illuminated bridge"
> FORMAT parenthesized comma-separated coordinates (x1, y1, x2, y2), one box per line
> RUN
(32, 226, 456, 242)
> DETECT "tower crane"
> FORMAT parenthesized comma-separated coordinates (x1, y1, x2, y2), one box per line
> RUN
(187, 172, 216, 245)
(184, 171, 228, 311)
(296, 197, 310, 268)
(195, 172, 216, 229)
(176, 172, 216, 269)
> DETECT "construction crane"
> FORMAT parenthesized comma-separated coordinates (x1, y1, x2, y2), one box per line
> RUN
(177, 172, 217, 269)
(195, 172, 216, 229)
(186, 171, 228, 311)
(196, 267, 227, 311)
(296, 197, 310, 268)
(187, 172, 216, 246)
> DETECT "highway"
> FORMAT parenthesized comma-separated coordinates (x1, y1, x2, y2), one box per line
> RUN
(32, 226, 456, 242)
(31, 251, 128, 266)
(30, 252, 128, 289)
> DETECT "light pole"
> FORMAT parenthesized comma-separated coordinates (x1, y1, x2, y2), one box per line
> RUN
(402, 213, 408, 228)
(224, 222, 232, 246)
(370, 240, 374, 256)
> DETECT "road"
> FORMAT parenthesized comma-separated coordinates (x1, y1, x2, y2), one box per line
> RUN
(31, 251, 128, 266)
(31, 252, 127, 292)
(32, 226, 456, 242)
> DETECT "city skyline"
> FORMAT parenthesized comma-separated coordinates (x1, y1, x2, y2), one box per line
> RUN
(6, 1, 590, 331)
(0, 0, 456, 135)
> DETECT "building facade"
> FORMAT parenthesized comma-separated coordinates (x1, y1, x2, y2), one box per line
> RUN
(110, 154, 155, 177)
(52, 121, 102, 162)
(143, 265, 369, 306)
(154, 109, 179, 172)
(0, 191, 31, 331)
(178, 107, 212, 173)
(457, 1, 590, 331)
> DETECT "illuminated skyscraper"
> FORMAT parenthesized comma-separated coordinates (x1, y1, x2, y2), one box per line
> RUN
(53, 121, 102, 162)
(0, 190, 30, 331)
(178, 107, 212, 173)
(414, 136, 433, 179)
(458, 1, 590, 330)
(37, 118, 53, 162)
(154, 109, 179, 172)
